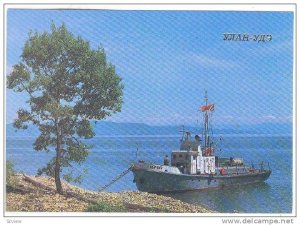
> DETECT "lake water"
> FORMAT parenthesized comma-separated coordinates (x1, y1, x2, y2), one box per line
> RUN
(6, 135, 293, 213)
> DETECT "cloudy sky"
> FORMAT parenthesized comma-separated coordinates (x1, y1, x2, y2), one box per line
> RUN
(6, 10, 294, 126)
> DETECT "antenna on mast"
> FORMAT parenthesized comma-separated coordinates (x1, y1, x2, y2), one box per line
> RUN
(179, 125, 185, 141)
(199, 91, 215, 155)
(204, 91, 209, 149)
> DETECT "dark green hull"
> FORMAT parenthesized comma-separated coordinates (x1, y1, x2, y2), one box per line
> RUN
(132, 164, 271, 193)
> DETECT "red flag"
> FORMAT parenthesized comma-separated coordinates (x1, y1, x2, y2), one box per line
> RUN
(200, 104, 214, 112)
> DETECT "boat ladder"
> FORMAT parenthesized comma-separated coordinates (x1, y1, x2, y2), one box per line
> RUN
(98, 165, 133, 192)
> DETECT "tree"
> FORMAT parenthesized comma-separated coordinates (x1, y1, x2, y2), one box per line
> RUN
(7, 23, 123, 194)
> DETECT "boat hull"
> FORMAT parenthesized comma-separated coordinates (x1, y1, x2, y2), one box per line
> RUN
(132, 165, 271, 193)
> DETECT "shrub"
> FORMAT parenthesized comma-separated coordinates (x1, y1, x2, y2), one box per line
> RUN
(86, 201, 126, 212)
(6, 160, 18, 187)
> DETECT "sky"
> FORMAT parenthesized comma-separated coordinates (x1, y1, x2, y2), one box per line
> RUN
(5, 9, 294, 126)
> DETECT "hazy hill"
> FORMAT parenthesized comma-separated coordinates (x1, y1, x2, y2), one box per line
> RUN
(6, 121, 292, 137)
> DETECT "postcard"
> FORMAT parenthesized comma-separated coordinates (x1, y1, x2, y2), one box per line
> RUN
(1, 2, 297, 225)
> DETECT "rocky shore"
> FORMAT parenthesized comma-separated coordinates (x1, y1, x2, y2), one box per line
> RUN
(6, 174, 215, 213)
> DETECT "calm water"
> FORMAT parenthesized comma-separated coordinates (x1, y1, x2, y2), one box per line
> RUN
(6, 135, 292, 213)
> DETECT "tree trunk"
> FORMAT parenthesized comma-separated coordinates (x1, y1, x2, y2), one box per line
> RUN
(55, 147, 63, 194)
(54, 122, 63, 194)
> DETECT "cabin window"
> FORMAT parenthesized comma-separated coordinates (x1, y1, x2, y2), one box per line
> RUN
(185, 155, 189, 160)
(179, 154, 182, 158)
(173, 155, 177, 159)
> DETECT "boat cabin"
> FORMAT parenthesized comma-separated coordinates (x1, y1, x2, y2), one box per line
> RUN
(169, 92, 217, 175)
(171, 132, 216, 175)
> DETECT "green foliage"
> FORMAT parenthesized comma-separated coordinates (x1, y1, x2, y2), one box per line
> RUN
(37, 158, 56, 177)
(6, 160, 18, 187)
(6, 160, 14, 179)
(63, 168, 88, 184)
(7, 22, 123, 191)
(86, 202, 126, 212)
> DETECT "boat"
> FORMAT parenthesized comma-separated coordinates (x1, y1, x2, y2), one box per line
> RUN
(131, 92, 271, 193)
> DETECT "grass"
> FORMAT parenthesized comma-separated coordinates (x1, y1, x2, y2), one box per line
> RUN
(86, 201, 172, 213)
(6, 160, 18, 188)
(86, 201, 127, 212)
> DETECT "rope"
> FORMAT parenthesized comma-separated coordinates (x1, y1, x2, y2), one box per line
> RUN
(98, 165, 133, 192)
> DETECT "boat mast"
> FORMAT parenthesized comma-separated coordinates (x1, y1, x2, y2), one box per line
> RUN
(180, 125, 185, 142)
(204, 91, 209, 149)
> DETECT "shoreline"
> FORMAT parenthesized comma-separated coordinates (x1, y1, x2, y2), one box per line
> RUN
(6, 174, 215, 213)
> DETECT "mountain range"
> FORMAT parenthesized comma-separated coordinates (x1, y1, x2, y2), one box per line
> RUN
(6, 121, 292, 137)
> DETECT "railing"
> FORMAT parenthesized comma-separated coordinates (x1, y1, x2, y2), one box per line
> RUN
(218, 161, 271, 176)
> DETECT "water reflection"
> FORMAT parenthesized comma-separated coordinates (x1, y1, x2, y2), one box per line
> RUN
(165, 182, 275, 213)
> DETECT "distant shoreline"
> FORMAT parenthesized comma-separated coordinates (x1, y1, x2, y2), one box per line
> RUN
(6, 121, 292, 137)
(6, 133, 293, 139)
